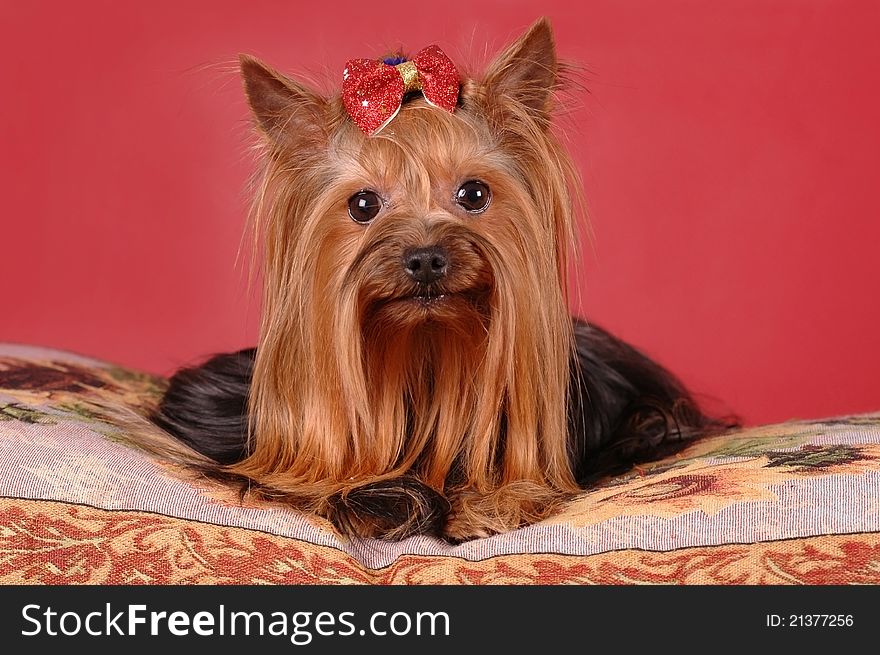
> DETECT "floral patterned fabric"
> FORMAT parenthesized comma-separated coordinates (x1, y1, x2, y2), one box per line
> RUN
(1, 344, 878, 584)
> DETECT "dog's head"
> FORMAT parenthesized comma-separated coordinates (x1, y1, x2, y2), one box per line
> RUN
(238, 19, 582, 521)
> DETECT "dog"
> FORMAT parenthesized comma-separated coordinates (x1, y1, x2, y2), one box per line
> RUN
(145, 18, 733, 542)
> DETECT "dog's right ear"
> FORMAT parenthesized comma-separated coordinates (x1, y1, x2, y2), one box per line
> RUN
(239, 55, 327, 150)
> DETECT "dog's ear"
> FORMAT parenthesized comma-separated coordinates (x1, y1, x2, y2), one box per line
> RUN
(481, 17, 558, 120)
(239, 55, 327, 149)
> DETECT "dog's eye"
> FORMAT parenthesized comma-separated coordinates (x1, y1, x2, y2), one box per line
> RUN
(455, 180, 491, 213)
(348, 190, 383, 224)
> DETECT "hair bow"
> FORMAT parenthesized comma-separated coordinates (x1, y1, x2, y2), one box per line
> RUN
(342, 45, 460, 135)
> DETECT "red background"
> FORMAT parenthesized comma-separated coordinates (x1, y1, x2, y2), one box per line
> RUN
(2, 1, 878, 425)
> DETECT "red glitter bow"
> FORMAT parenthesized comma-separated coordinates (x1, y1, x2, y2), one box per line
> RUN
(342, 45, 460, 135)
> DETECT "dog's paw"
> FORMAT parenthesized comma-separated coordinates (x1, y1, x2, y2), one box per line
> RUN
(326, 476, 450, 541)
(441, 515, 497, 543)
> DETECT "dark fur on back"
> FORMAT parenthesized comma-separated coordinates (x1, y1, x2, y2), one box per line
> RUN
(567, 319, 733, 483)
(152, 318, 735, 540)
(152, 350, 253, 465)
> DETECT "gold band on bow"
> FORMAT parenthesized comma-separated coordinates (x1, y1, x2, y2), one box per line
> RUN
(395, 61, 420, 93)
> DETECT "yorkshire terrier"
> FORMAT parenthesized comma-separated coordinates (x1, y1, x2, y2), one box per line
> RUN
(145, 18, 732, 542)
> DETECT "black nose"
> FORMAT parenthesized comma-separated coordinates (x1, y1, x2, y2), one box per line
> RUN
(403, 246, 448, 284)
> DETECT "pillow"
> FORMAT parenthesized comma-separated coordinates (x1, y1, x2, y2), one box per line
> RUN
(1, 344, 878, 584)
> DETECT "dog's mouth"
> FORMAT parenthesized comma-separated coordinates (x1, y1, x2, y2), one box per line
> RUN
(364, 285, 490, 322)
(407, 291, 450, 306)
(403, 284, 491, 309)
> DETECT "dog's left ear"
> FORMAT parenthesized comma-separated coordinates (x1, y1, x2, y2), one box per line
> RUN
(481, 17, 558, 121)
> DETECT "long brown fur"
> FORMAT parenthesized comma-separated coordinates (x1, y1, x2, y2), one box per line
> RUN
(227, 19, 582, 539)
(121, 18, 734, 542)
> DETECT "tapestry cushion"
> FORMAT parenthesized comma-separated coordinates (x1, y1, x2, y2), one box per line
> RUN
(1, 344, 878, 584)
